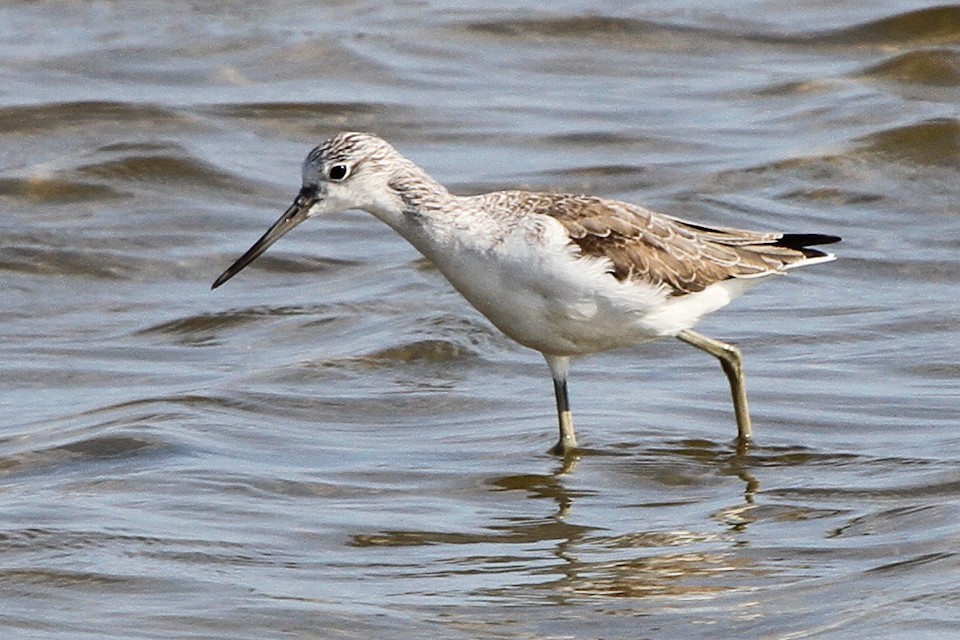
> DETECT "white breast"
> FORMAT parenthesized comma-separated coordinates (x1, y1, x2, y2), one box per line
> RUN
(407, 214, 680, 355)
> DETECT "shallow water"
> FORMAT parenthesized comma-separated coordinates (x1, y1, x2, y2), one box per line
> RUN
(2, 1, 959, 638)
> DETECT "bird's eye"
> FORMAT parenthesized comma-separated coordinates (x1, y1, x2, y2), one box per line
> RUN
(328, 164, 350, 181)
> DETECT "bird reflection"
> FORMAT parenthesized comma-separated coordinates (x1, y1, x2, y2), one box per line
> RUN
(349, 438, 763, 602)
(493, 438, 760, 527)
(483, 440, 764, 600)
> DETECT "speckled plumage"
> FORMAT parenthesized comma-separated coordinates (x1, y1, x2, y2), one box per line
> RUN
(460, 190, 834, 296)
(213, 132, 840, 455)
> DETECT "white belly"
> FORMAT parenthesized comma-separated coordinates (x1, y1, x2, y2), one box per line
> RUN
(398, 214, 763, 357)
(423, 230, 671, 355)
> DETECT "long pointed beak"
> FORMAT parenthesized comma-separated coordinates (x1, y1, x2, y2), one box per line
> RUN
(211, 187, 319, 289)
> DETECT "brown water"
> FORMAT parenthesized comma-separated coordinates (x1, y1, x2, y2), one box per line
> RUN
(2, 2, 959, 638)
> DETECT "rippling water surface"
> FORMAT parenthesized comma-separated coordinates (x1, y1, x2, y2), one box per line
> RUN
(2, 1, 959, 638)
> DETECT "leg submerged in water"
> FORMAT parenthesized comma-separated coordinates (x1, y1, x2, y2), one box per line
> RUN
(544, 354, 577, 455)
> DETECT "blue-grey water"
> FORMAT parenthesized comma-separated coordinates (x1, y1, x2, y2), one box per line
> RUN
(2, 1, 959, 638)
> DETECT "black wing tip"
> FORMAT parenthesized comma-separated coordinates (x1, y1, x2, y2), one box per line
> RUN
(776, 233, 842, 249)
(775, 233, 841, 261)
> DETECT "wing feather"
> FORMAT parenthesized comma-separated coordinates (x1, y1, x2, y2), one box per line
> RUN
(502, 192, 837, 296)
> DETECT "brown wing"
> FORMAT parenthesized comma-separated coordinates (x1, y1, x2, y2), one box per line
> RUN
(521, 193, 836, 296)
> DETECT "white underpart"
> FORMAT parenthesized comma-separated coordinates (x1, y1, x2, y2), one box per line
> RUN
(638, 277, 766, 338)
(383, 206, 776, 357)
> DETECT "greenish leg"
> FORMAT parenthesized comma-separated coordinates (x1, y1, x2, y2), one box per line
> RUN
(544, 354, 578, 455)
(676, 329, 753, 444)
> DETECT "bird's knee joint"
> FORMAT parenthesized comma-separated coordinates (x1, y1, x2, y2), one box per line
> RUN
(718, 343, 744, 374)
(723, 343, 742, 361)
